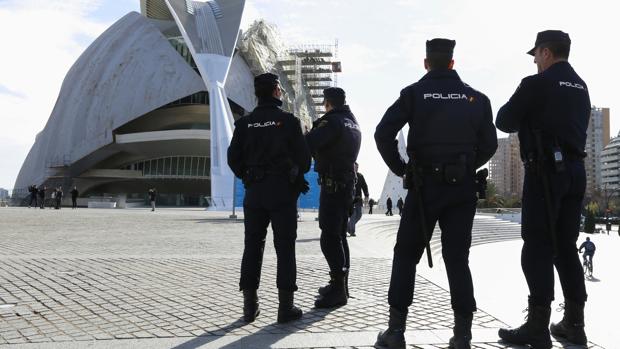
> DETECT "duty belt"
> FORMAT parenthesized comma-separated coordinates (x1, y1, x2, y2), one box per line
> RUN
(318, 174, 352, 193)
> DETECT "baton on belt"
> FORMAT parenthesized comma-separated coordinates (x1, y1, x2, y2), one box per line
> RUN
(404, 162, 434, 268)
(533, 129, 559, 258)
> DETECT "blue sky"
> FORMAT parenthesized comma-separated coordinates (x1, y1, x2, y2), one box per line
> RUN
(0, 0, 618, 196)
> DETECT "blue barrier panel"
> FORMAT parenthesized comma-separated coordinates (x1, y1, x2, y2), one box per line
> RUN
(233, 162, 320, 209)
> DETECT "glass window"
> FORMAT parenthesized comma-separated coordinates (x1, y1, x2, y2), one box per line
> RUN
(197, 157, 205, 177)
(144, 160, 151, 175)
(164, 157, 171, 176)
(193, 157, 200, 176)
(178, 157, 185, 176)
(171, 157, 178, 176)
(156, 158, 162, 176)
(184, 157, 191, 176)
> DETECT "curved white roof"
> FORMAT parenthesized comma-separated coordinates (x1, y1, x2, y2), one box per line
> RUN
(14, 12, 206, 189)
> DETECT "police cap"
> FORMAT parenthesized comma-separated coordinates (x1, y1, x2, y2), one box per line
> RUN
(527, 30, 571, 56)
(426, 38, 456, 56)
(323, 87, 346, 105)
(254, 73, 280, 89)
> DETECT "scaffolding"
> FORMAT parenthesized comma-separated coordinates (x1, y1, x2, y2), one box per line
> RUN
(279, 41, 342, 116)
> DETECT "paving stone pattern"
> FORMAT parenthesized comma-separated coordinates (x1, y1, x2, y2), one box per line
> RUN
(0, 209, 603, 348)
(0, 256, 504, 345)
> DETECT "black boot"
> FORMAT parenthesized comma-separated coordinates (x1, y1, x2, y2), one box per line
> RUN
(550, 300, 587, 345)
(498, 300, 552, 349)
(374, 307, 407, 349)
(277, 289, 302, 323)
(242, 289, 260, 323)
(319, 269, 350, 299)
(314, 272, 347, 308)
(317, 275, 333, 296)
(449, 312, 473, 349)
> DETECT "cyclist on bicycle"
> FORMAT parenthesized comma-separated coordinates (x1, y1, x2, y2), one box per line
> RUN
(579, 237, 596, 268)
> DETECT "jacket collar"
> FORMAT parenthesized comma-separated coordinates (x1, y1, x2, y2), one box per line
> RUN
(256, 97, 283, 108)
(323, 105, 351, 117)
(420, 69, 461, 82)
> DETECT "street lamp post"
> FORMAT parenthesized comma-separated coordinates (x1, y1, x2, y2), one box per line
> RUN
(229, 178, 237, 219)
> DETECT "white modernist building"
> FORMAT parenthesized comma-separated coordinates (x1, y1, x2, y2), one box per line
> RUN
(379, 131, 409, 208)
(13, 1, 316, 208)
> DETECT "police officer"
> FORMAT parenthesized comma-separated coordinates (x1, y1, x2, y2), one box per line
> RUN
(228, 73, 311, 323)
(374, 38, 497, 349)
(306, 87, 361, 308)
(496, 30, 591, 349)
(347, 162, 369, 237)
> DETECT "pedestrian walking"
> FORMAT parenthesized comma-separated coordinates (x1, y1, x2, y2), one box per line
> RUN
(71, 186, 79, 209)
(148, 188, 157, 211)
(374, 38, 497, 349)
(385, 197, 393, 216)
(38, 186, 46, 209)
(347, 163, 369, 237)
(28, 185, 38, 208)
(228, 73, 311, 323)
(496, 30, 591, 348)
(55, 187, 63, 209)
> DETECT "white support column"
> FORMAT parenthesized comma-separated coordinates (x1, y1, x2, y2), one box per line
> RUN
(164, 0, 245, 210)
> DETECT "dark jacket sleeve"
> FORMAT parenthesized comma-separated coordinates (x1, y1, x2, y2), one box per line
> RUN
(305, 115, 342, 155)
(289, 116, 311, 174)
(496, 76, 539, 133)
(474, 95, 498, 169)
(359, 174, 369, 197)
(227, 119, 245, 179)
(374, 89, 411, 177)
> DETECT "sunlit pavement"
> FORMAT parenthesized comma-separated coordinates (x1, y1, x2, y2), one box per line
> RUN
(0, 207, 611, 348)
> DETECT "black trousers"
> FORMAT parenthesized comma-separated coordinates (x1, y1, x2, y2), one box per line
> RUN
(239, 176, 298, 292)
(521, 160, 587, 307)
(72, 198, 77, 209)
(319, 182, 353, 275)
(388, 177, 477, 316)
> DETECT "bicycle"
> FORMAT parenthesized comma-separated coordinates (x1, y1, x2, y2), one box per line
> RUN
(582, 253, 593, 278)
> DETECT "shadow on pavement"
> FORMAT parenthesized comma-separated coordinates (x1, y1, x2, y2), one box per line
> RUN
(170, 307, 333, 349)
(297, 238, 320, 243)
(176, 218, 245, 224)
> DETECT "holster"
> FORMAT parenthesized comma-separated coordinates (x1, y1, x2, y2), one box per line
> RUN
(243, 167, 266, 186)
(319, 175, 341, 194)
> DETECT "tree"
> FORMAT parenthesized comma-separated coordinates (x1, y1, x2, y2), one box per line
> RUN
(477, 182, 506, 208)
(584, 201, 598, 234)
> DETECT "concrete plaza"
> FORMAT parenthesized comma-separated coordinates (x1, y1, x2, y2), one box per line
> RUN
(0, 207, 613, 348)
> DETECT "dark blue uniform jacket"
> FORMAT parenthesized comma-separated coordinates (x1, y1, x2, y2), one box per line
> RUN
(306, 105, 361, 177)
(375, 69, 497, 176)
(496, 61, 591, 158)
(228, 97, 311, 181)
